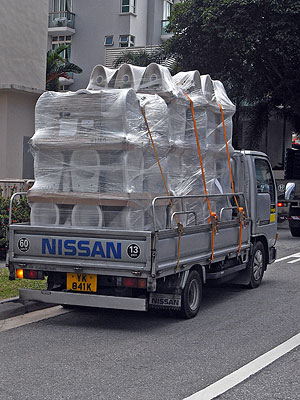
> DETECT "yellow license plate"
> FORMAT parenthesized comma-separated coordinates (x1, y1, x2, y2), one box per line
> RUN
(67, 273, 97, 292)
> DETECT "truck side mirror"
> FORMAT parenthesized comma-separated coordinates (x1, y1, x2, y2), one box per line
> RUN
(257, 192, 271, 222)
(285, 182, 295, 200)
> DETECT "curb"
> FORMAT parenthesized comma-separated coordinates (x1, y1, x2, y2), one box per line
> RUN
(0, 296, 19, 305)
(0, 297, 56, 321)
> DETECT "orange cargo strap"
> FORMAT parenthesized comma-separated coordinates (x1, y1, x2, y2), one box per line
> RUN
(184, 92, 218, 261)
(141, 107, 183, 272)
(218, 103, 245, 254)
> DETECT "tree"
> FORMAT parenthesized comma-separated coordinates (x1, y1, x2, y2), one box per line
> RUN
(46, 45, 82, 91)
(113, 49, 167, 68)
(164, 0, 300, 148)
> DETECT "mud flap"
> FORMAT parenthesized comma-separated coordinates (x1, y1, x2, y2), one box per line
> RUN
(148, 293, 181, 310)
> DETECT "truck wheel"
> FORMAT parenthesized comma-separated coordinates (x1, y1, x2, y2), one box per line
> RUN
(289, 226, 300, 237)
(248, 241, 265, 289)
(180, 270, 202, 319)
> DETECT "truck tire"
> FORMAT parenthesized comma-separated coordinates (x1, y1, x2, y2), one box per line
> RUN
(180, 270, 202, 319)
(289, 226, 300, 237)
(248, 241, 265, 289)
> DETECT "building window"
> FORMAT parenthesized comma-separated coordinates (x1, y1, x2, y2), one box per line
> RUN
(119, 35, 135, 47)
(51, 0, 72, 12)
(104, 36, 114, 46)
(121, 0, 136, 13)
(52, 35, 72, 60)
(163, 0, 172, 20)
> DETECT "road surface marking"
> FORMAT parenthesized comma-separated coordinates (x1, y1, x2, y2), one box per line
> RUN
(0, 306, 70, 333)
(183, 332, 300, 400)
(287, 258, 300, 264)
(275, 252, 300, 263)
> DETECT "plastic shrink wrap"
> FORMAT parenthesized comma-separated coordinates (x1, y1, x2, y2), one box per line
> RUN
(86, 65, 117, 90)
(29, 63, 238, 231)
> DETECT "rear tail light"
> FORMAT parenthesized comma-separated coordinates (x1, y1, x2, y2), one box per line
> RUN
(277, 202, 286, 207)
(138, 279, 147, 289)
(123, 278, 137, 288)
(26, 270, 38, 279)
(16, 269, 44, 280)
(122, 277, 146, 289)
(16, 269, 24, 279)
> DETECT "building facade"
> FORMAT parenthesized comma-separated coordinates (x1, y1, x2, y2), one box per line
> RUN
(47, 0, 180, 90)
(0, 0, 49, 179)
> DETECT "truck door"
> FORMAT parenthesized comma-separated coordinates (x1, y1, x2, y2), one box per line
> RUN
(254, 157, 277, 242)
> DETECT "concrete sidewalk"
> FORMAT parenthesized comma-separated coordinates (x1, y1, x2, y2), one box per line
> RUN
(0, 261, 54, 321)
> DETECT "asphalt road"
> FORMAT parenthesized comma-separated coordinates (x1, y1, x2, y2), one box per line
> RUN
(0, 222, 299, 400)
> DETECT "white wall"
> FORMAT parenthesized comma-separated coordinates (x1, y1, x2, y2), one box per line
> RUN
(0, 0, 49, 179)
(0, 91, 38, 179)
(0, 0, 48, 91)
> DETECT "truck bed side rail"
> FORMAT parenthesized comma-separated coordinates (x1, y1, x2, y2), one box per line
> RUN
(152, 192, 248, 231)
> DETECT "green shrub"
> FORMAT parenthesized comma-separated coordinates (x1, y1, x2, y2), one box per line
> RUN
(0, 187, 30, 249)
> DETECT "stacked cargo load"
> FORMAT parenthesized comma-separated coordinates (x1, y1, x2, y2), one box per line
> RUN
(28, 63, 236, 232)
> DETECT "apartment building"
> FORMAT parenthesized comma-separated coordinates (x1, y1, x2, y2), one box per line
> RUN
(48, 0, 180, 90)
(0, 0, 48, 179)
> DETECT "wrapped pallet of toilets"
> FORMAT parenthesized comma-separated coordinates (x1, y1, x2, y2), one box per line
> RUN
(138, 64, 190, 200)
(32, 150, 65, 192)
(71, 204, 103, 228)
(70, 149, 100, 193)
(213, 79, 235, 151)
(29, 62, 237, 231)
(30, 203, 59, 226)
(173, 69, 207, 193)
(200, 74, 235, 155)
(200, 75, 236, 221)
(172, 70, 236, 224)
(29, 87, 148, 228)
(32, 88, 144, 145)
(31, 88, 145, 193)
(33, 90, 103, 141)
(167, 70, 205, 223)
(137, 93, 169, 194)
(99, 88, 145, 139)
(113, 64, 146, 90)
(173, 70, 207, 149)
(173, 70, 202, 93)
(138, 63, 189, 145)
(138, 63, 180, 101)
(86, 65, 117, 90)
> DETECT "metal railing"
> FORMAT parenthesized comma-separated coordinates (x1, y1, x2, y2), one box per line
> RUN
(152, 193, 248, 232)
(9, 192, 27, 226)
(48, 11, 75, 29)
(0, 180, 33, 199)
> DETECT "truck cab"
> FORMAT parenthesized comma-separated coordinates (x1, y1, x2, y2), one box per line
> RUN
(246, 151, 277, 261)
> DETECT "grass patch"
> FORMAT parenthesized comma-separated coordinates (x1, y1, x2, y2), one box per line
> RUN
(0, 268, 46, 300)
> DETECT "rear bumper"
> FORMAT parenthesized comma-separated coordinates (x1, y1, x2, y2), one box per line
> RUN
(19, 289, 147, 312)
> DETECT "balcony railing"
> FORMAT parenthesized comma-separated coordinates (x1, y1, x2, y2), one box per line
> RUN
(48, 12, 75, 29)
(161, 20, 170, 35)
